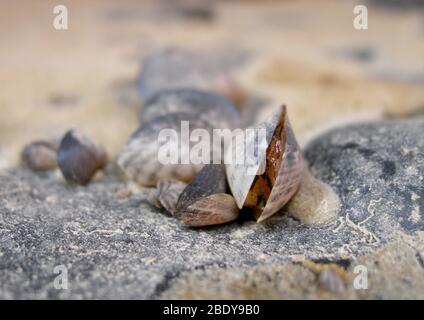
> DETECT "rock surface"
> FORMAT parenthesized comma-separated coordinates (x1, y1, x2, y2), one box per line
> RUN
(1, 0, 424, 300)
(0, 169, 344, 299)
(0, 118, 423, 299)
(305, 117, 424, 237)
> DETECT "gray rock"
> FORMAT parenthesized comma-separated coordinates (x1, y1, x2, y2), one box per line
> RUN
(1, 118, 423, 299)
(305, 118, 424, 238)
(0, 168, 377, 299)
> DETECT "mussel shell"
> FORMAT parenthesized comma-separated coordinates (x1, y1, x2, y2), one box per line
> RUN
(118, 89, 241, 187)
(176, 164, 228, 211)
(177, 193, 239, 227)
(21, 140, 59, 171)
(176, 164, 239, 227)
(225, 109, 280, 208)
(138, 89, 240, 130)
(118, 112, 208, 186)
(258, 117, 303, 222)
(225, 105, 303, 222)
(156, 179, 188, 215)
(57, 130, 107, 185)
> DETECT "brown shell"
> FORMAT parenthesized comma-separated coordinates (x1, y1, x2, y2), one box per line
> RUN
(176, 164, 238, 227)
(21, 140, 59, 171)
(225, 105, 303, 222)
(177, 193, 238, 227)
(57, 130, 107, 185)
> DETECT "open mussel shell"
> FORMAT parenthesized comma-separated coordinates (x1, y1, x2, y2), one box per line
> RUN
(175, 164, 239, 227)
(225, 105, 303, 222)
(118, 89, 241, 187)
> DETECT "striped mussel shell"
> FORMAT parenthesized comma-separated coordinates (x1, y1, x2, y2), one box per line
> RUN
(225, 105, 303, 222)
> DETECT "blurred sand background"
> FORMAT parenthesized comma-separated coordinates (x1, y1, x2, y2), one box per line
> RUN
(0, 0, 423, 169)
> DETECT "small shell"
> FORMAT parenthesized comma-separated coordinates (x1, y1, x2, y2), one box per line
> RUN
(225, 105, 303, 222)
(21, 140, 59, 171)
(156, 179, 188, 215)
(144, 187, 162, 209)
(176, 164, 239, 227)
(138, 48, 246, 107)
(118, 89, 241, 187)
(57, 130, 107, 185)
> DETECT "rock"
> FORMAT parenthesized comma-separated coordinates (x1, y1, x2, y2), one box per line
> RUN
(317, 268, 346, 293)
(0, 169, 371, 299)
(305, 118, 424, 241)
(160, 238, 424, 299)
(1, 118, 423, 299)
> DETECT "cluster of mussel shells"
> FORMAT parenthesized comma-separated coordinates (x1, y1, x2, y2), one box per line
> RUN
(21, 48, 304, 227)
(117, 88, 243, 226)
(117, 61, 304, 226)
(21, 131, 107, 185)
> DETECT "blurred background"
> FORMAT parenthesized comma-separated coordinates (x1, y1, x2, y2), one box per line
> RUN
(0, 0, 423, 170)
